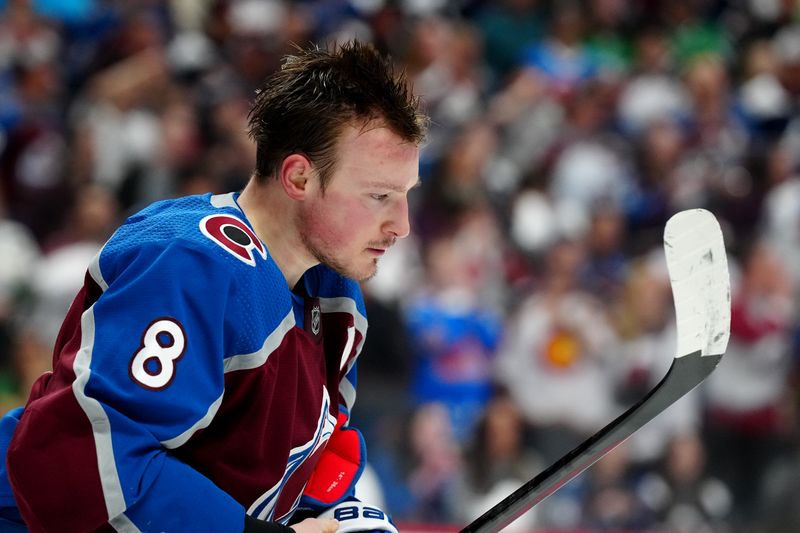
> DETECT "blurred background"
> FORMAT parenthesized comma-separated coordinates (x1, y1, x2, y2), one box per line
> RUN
(1, 0, 799, 531)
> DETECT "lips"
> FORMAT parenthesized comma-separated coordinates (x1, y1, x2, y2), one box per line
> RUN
(369, 238, 395, 250)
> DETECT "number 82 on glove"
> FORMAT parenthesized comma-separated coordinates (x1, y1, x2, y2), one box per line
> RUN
(318, 501, 399, 533)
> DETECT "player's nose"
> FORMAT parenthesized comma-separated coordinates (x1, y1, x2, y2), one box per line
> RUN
(384, 197, 410, 239)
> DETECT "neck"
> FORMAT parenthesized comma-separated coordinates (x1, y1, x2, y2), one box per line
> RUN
(237, 178, 317, 288)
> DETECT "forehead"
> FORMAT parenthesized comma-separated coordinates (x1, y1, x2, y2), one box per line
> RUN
(337, 120, 419, 188)
(335, 123, 419, 170)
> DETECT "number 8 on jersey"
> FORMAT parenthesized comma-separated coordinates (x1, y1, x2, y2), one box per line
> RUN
(129, 318, 187, 390)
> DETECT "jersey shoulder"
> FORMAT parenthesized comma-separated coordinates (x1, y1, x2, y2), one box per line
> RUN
(92, 193, 294, 355)
(98, 193, 277, 283)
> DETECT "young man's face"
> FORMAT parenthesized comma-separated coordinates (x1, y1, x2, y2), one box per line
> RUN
(299, 123, 420, 281)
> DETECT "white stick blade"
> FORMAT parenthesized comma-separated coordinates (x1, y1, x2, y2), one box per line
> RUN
(664, 209, 731, 358)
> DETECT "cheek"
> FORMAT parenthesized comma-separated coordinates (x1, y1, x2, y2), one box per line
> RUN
(305, 198, 362, 248)
(311, 210, 345, 246)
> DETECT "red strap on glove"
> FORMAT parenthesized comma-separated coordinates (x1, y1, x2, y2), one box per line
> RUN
(302, 411, 366, 506)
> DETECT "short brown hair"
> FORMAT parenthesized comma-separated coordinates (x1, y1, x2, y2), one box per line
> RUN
(247, 40, 428, 188)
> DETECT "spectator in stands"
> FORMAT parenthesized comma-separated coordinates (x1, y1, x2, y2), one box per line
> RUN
(449, 393, 540, 531)
(704, 239, 795, 528)
(579, 444, 651, 531)
(494, 239, 619, 464)
(472, 0, 544, 82)
(637, 433, 732, 533)
(405, 402, 461, 523)
(0, 190, 39, 409)
(519, 1, 599, 99)
(404, 222, 504, 442)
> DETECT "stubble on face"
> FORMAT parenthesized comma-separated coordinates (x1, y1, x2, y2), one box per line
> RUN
(300, 232, 380, 281)
(298, 207, 392, 282)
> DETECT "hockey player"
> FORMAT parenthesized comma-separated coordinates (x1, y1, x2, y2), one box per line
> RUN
(0, 40, 427, 533)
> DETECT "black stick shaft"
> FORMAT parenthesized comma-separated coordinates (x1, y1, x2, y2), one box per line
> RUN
(460, 351, 722, 533)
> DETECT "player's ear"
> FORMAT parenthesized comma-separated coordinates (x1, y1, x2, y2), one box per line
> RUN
(279, 154, 313, 200)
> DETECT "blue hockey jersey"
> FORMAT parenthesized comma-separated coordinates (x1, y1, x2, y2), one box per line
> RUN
(0, 192, 368, 532)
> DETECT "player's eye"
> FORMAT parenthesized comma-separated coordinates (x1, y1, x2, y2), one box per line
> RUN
(370, 193, 389, 202)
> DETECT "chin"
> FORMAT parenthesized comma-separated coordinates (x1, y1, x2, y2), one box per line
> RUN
(350, 264, 379, 282)
(351, 259, 381, 282)
(324, 258, 378, 282)
(358, 268, 379, 282)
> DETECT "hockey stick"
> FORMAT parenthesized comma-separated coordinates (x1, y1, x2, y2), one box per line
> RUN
(461, 209, 731, 533)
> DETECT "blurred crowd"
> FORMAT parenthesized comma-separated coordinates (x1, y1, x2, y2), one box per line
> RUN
(1, 0, 800, 531)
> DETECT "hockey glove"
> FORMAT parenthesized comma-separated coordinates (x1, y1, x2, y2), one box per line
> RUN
(317, 501, 398, 533)
(301, 411, 366, 509)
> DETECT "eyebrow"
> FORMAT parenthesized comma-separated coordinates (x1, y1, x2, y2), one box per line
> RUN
(366, 177, 422, 192)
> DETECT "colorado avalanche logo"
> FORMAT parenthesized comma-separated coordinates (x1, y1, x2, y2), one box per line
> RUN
(200, 214, 267, 267)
